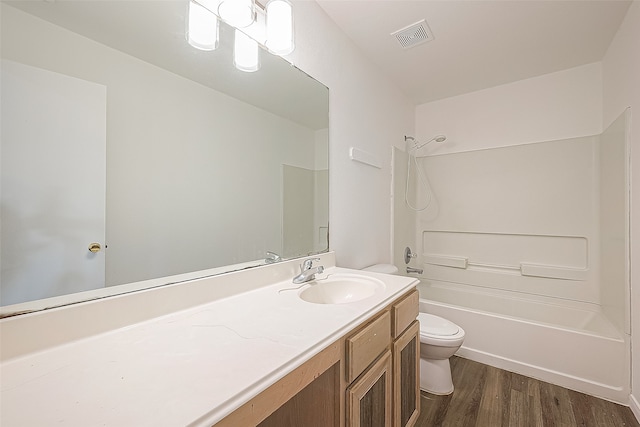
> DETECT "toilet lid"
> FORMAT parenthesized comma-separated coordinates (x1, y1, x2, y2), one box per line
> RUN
(418, 313, 460, 336)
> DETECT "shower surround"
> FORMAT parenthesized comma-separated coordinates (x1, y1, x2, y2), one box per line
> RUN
(393, 111, 630, 403)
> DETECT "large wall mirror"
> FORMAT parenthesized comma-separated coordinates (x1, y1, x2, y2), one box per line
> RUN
(0, 1, 329, 316)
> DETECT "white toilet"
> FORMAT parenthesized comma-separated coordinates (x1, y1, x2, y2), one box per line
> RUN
(417, 312, 465, 395)
(362, 264, 465, 395)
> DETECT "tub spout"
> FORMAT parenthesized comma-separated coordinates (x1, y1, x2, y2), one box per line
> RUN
(406, 266, 423, 275)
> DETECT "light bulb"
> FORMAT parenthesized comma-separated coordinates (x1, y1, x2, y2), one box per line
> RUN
(234, 29, 260, 72)
(187, 0, 219, 51)
(266, 0, 293, 55)
(218, 0, 255, 28)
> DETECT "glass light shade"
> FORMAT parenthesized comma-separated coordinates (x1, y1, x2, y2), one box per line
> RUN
(187, 0, 219, 51)
(218, 0, 255, 28)
(241, 10, 267, 45)
(234, 29, 260, 72)
(266, 0, 293, 55)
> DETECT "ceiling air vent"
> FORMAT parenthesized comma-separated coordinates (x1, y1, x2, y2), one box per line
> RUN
(391, 19, 434, 49)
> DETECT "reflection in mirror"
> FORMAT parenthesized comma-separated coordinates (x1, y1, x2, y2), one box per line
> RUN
(0, 1, 329, 315)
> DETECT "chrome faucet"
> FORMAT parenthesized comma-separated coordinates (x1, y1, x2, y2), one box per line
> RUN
(293, 257, 324, 284)
(265, 251, 282, 264)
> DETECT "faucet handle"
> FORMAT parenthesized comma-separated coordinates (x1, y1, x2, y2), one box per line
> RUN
(301, 257, 321, 270)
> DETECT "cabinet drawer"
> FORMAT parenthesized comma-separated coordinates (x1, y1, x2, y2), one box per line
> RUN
(346, 311, 391, 383)
(392, 289, 419, 338)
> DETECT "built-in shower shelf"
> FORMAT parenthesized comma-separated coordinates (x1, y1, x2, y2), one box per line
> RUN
(423, 254, 468, 269)
(520, 263, 587, 281)
(422, 253, 587, 281)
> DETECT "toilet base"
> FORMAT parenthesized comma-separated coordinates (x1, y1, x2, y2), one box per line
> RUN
(420, 357, 454, 395)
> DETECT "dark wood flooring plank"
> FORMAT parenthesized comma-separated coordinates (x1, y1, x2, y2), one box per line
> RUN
(538, 380, 578, 426)
(508, 389, 527, 426)
(567, 388, 597, 427)
(444, 357, 486, 426)
(416, 392, 452, 426)
(525, 377, 545, 427)
(591, 396, 638, 427)
(510, 372, 530, 394)
(521, 376, 545, 427)
(475, 366, 510, 427)
(498, 368, 513, 426)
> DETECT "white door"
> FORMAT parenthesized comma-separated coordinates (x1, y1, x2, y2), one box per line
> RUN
(1, 60, 107, 306)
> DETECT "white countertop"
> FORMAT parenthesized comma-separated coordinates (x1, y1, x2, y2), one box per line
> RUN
(0, 267, 417, 426)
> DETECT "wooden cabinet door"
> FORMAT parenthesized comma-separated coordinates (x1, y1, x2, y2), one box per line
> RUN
(347, 350, 392, 427)
(393, 321, 420, 427)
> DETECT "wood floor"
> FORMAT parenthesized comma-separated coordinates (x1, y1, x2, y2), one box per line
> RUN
(416, 356, 639, 427)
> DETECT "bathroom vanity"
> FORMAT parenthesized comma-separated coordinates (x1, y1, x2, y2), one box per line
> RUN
(220, 286, 420, 427)
(0, 254, 419, 426)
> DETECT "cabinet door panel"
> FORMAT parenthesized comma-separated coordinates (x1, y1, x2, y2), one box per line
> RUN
(258, 363, 340, 427)
(347, 350, 392, 427)
(393, 321, 420, 427)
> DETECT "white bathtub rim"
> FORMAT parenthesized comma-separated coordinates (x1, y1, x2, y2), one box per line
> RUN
(456, 346, 629, 405)
(421, 298, 625, 342)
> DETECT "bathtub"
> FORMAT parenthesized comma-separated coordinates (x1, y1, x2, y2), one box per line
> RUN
(416, 280, 629, 404)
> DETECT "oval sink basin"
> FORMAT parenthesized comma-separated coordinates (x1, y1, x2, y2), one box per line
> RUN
(298, 274, 385, 304)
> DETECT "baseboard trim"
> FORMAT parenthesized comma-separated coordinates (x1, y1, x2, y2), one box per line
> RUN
(456, 346, 628, 404)
(630, 394, 640, 423)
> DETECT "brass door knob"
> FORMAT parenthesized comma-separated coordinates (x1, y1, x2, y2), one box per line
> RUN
(88, 243, 101, 253)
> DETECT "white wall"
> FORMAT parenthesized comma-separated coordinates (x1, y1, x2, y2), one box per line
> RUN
(288, 1, 415, 269)
(602, 0, 640, 417)
(415, 62, 603, 155)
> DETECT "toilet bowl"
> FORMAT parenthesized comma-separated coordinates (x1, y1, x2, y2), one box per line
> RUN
(417, 312, 465, 395)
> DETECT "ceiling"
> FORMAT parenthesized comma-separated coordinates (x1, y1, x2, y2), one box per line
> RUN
(315, 0, 632, 105)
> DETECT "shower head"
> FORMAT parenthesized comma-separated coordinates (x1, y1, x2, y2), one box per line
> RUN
(405, 134, 447, 154)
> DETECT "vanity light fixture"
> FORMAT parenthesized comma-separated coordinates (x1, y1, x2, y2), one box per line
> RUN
(186, 0, 294, 72)
(266, 0, 294, 55)
(187, 0, 219, 51)
(234, 29, 260, 72)
(218, 0, 255, 29)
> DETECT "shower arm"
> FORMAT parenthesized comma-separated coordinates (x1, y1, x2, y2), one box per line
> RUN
(405, 134, 446, 154)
